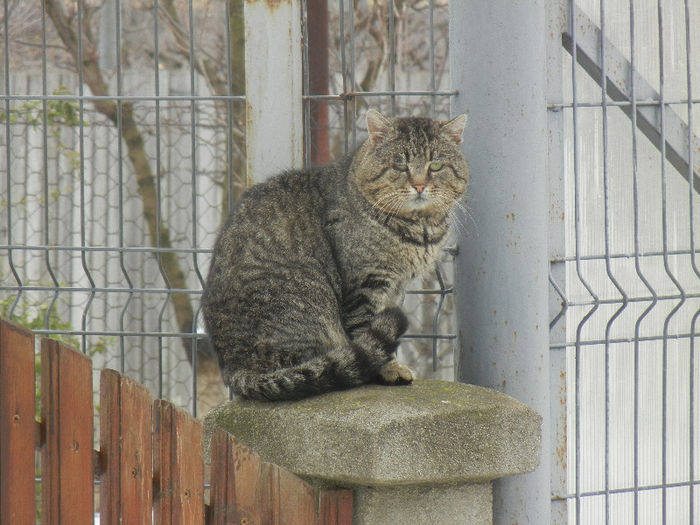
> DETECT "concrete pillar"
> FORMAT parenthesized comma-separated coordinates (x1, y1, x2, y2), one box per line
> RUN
(450, 2, 551, 523)
(205, 380, 541, 524)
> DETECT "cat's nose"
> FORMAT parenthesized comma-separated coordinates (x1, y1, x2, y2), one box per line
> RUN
(413, 184, 426, 194)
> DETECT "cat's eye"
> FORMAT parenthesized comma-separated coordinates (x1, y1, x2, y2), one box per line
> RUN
(429, 161, 444, 172)
(393, 163, 409, 172)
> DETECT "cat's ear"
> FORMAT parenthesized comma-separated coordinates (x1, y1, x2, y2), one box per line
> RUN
(440, 114, 468, 144)
(366, 109, 393, 144)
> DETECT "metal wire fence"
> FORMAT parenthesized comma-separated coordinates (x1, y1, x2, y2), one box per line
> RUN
(8, 2, 696, 522)
(550, 0, 700, 522)
(0, 0, 457, 417)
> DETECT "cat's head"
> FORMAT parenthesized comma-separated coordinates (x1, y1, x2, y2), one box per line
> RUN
(352, 109, 469, 221)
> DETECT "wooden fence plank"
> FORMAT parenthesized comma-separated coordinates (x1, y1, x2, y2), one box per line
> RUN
(267, 463, 316, 525)
(319, 490, 354, 525)
(40, 338, 94, 525)
(209, 429, 261, 525)
(154, 400, 205, 525)
(209, 429, 337, 525)
(100, 369, 153, 525)
(0, 320, 36, 525)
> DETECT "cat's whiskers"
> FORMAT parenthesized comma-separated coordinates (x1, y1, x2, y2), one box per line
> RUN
(369, 191, 407, 223)
(447, 198, 476, 231)
(429, 190, 473, 234)
(380, 196, 405, 225)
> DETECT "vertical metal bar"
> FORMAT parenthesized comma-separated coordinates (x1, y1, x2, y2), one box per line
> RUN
(388, 1, 396, 115)
(599, 6, 611, 519)
(451, 2, 550, 522)
(657, 4, 688, 522)
(188, 0, 205, 418)
(629, 4, 638, 521)
(339, 0, 348, 154)
(301, 0, 311, 167)
(684, 0, 697, 517)
(349, 1, 356, 149)
(627, 4, 658, 524)
(428, 0, 436, 116)
(683, 0, 697, 300)
(431, 262, 445, 372)
(244, 0, 304, 182)
(599, 2, 629, 522)
(691, 308, 698, 524)
(568, 2, 602, 520)
(3, 0, 22, 318)
(114, 0, 130, 372)
(657, 3, 668, 519)
(571, 4, 583, 519)
(224, 0, 235, 211)
(153, 0, 166, 400)
(40, 0, 60, 331)
(76, 0, 95, 356)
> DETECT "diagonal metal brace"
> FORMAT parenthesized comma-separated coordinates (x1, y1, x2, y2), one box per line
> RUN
(562, 5, 700, 194)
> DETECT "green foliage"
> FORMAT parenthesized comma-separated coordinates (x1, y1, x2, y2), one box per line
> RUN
(0, 294, 110, 357)
(0, 85, 85, 128)
(0, 85, 86, 173)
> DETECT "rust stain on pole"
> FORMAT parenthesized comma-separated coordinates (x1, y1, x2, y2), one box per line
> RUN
(245, 0, 290, 10)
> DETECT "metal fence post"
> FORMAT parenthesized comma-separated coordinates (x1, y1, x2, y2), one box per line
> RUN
(546, 0, 568, 522)
(450, 2, 551, 524)
(244, 0, 304, 183)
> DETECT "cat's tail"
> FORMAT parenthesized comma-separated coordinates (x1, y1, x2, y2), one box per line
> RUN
(227, 307, 407, 401)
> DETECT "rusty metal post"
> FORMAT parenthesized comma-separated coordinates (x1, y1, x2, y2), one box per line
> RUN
(306, 0, 330, 166)
(244, 0, 304, 183)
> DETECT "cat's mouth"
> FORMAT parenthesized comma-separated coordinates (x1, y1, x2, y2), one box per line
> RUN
(405, 193, 433, 210)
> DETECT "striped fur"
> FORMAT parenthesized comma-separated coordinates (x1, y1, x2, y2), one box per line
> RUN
(202, 110, 468, 401)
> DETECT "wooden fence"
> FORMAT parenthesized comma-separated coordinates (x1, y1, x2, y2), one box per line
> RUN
(0, 319, 353, 525)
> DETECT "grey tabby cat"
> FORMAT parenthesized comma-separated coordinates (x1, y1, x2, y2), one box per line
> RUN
(202, 109, 468, 401)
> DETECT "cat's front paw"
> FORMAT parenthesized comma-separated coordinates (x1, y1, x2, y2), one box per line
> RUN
(369, 307, 408, 350)
(377, 359, 415, 385)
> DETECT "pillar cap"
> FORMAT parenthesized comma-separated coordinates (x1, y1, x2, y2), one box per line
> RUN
(205, 379, 541, 487)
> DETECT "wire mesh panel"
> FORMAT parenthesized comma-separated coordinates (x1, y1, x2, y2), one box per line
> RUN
(301, 0, 459, 381)
(550, 0, 700, 522)
(1, 0, 246, 417)
(0, 0, 457, 416)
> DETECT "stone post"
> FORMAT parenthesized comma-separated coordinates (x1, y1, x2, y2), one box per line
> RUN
(205, 380, 541, 525)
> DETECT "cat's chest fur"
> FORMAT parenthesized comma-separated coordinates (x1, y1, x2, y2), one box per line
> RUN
(324, 202, 444, 307)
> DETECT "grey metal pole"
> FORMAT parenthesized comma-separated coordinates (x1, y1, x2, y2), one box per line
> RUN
(450, 2, 551, 524)
(244, 0, 304, 182)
